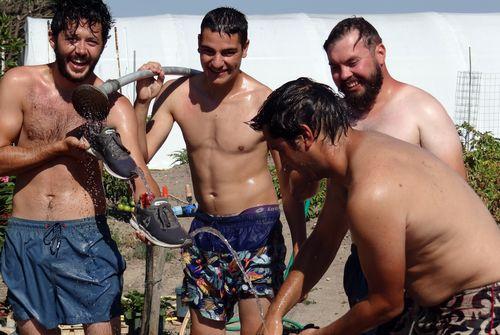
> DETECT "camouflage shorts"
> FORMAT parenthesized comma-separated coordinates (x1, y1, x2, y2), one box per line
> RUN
(390, 282, 500, 334)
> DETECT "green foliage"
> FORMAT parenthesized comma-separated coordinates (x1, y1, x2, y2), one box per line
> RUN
(306, 179, 328, 219)
(458, 123, 500, 222)
(269, 166, 327, 220)
(169, 148, 189, 166)
(122, 290, 175, 318)
(0, 13, 24, 74)
(269, 166, 281, 199)
(0, 176, 15, 246)
(102, 170, 132, 204)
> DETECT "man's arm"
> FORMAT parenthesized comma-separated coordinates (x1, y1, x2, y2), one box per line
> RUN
(318, 184, 406, 335)
(134, 62, 177, 163)
(271, 150, 308, 256)
(416, 92, 466, 178)
(261, 184, 348, 335)
(107, 94, 160, 199)
(0, 68, 88, 176)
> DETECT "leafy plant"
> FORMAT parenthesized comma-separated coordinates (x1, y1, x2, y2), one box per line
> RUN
(458, 123, 499, 222)
(0, 13, 24, 73)
(121, 290, 174, 318)
(169, 148, 189, 166)
(102, 170, 132, 202)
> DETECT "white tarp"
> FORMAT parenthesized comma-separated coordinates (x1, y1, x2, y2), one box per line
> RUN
(24, 12, 500, 168)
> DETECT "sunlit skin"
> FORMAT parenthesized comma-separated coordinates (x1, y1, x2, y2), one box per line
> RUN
(134, 28, 307, 335)
(0, 20, 158, 335)
(325, 29, 466, 176)
(263, 27, 467, 335)
(259, 127, 500, 335)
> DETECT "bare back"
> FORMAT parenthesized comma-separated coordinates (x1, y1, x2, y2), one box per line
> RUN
(158, 73, 277, 215)
(347, 131, 500, 306)
(6, 65, 106, 220)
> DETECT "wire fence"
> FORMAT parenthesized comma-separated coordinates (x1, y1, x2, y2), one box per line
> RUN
(455, 71, 500, 140)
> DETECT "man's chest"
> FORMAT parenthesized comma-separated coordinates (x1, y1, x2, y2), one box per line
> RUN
(175, 103, 263, 153)
(22, 93, 86, 144)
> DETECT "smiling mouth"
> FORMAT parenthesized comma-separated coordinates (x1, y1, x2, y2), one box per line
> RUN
(69, 58, 89, 71)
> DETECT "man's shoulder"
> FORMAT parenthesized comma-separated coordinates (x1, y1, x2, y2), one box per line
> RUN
(396, 82, 443, 109)
(241, 72, 272, 92)
(1, 64, 48, 86)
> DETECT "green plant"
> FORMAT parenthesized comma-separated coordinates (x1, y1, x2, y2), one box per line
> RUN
(458, 123, 500, 222)
(306, 179, 327, 219)
(122, 290, 175, 318)
(0, 13, 24, 74)
(269, 166, 326, 220)
(103, 170, 132, 204)
(0, 176, 16, 247)
(169, 148, 189, 166)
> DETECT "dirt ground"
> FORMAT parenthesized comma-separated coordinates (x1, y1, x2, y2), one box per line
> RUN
(113, 166, 351, 332)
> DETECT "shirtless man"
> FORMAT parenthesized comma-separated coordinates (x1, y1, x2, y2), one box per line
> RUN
(322, 17, 467, 334)
(252, 77, 500, 335)
(134, 7, 305, 335)
(0, 1, 159, 334)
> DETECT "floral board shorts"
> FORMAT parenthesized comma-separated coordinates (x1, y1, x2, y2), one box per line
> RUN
(386, 282, 500, 334)
(181, 205, 286, 321)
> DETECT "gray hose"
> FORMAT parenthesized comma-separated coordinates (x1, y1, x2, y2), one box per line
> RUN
(72, 66, 201, 121)
(99, 66, 201, 95)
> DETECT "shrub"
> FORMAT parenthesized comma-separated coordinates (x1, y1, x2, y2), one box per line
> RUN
(0, 13, 24, 73)
(458, 123, 500, 222)
(169, 148, 189, 166)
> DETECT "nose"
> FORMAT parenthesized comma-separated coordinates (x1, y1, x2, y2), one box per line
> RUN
(74, 40, 87, 56)
(339, 65, 352, 81)
(211, 53, 224, 69)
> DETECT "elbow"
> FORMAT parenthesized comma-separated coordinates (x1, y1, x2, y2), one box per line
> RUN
(376, 297, 404, 324)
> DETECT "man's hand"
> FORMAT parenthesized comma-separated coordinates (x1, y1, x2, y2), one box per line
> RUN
(298, 328, 320, 335)
(136, 62, 165, 104)
(59, 136, 90, 160)
(257, 313, 283, 335)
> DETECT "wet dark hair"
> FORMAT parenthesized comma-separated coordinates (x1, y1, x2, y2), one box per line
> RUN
(201, 7, 248, 46)
(250, 77, 354, 145)
(50, 0, 114, 44)
(323, 17, 382, 52)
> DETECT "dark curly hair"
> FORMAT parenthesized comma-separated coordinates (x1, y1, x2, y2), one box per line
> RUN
(323, 17, 382, 52)
(250, 77, 354, 145)
(201, 7, 248, 46)
(50, 0, 114, 44)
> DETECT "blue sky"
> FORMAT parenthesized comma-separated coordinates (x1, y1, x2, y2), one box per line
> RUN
(105, 0, 500, 17)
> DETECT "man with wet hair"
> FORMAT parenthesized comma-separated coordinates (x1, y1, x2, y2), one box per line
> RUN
(134, 7, 305, 335)
(253, 77, 500, 335)
(0, 0, 159, 333)
(321, 17, 467, 334)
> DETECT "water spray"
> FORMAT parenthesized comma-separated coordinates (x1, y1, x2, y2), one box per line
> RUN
(72, 66, 202, 121)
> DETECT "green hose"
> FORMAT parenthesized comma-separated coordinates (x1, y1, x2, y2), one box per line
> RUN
(225, 316, 304, 332)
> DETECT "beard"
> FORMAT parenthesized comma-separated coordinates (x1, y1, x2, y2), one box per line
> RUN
(54, 42, 100, 83)
(340, 64, 383, 117)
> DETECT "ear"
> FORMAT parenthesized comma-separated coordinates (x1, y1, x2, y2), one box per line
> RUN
(49, 29, 56, 50)
(197, 34, 202, 48)
(298, 124, 315, 150)
(374, 43, 386, 65)
(242, 39, 249, 58)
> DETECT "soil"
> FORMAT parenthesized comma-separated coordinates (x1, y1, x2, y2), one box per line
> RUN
(0, 164, 351, 333)
(112, 165, 351, 332)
